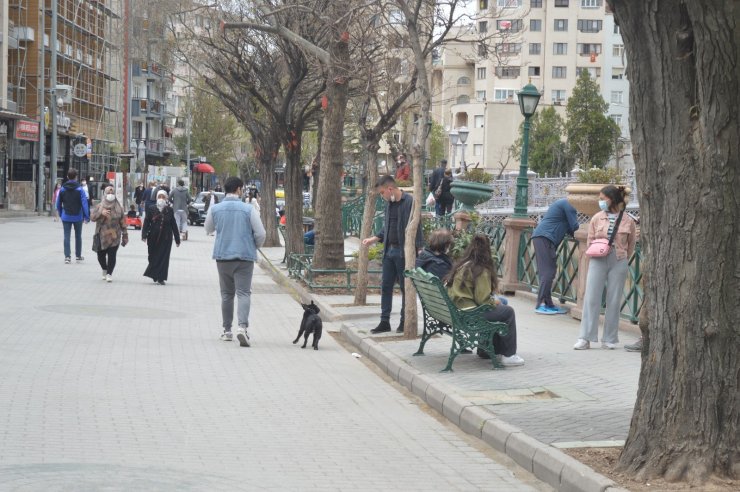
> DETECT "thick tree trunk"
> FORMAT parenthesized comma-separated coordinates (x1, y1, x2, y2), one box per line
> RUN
(255, 138, 281, 248)
(354, 142, 380, 305)
(284, 131, 305, 256)
(610, 0, 740, 483)
(313, 36, 350, 269)
(311, 117, 322, 211)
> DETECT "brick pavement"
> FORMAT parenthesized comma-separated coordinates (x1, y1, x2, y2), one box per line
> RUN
(0, 217, 547, 491)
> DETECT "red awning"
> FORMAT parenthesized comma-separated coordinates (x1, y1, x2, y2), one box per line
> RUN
(193, 163, 215, 173)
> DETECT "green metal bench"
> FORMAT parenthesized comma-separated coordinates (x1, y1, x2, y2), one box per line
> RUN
(404, 268, 509, 372)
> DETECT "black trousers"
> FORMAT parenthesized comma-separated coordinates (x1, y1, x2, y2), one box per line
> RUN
(483, 304, 517, 357)
(533, 236, 557, 308)
(97, 245, 119, 274)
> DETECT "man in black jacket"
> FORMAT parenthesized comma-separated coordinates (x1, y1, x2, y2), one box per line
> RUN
(428, 159, 447, 216)
(362, 175, 423, 334)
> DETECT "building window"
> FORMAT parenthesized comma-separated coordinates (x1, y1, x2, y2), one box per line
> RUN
(581, 0, 602, 7)
(480, 0, 488, 9)
(457, 76, 471, 85)
(530, 19, 542, 32)
(552, 90, 567, 103)
(474, 115, 485, 128)
(496, 43, 522, 55)
(494, 89, 517, 101)
(614, 24, 621, 34)
(477, 67, 487, 79)
(577, 19, 603, 32)
(555, 0, 569, 6)
(611, 91, 624, 104)
(613, 44, 624, 57)
(495, 66, 521, 78)
(497, 0, 522, 7)
(457, 95, 471, 104)
(529, 43, 541, 55)
(553, 43, 568, 55)
(552, 66, 567, 78)
(476, 90, 487, 101)
(609, 114, 623, 125)
(531, 0, 542, 7)
(612, 68, 624, 79)
(528, 66, 541, 77)
(554, 19, 568, 31)
(497, 19, 523, 32)
(479, 21, 488, 33)
(473, 144, 483, 156)
(577, 43, 602, 55)
(578, 67, 601, 78)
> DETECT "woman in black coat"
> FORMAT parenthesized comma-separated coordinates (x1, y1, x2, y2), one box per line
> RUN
(437, 169, 455, 215)
(142, 190, 180, 285)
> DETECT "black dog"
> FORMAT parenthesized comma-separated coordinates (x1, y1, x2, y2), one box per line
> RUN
(293, 301, 322, 350)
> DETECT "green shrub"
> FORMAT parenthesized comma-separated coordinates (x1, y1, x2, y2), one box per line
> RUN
(461, 168, 492, 183)
(577, 167, 624, 184)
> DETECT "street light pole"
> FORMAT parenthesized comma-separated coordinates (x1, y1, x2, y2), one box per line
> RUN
(448, 129, 458, 171)
(512, 83, 541, 218)
(458, 126, 469, 173)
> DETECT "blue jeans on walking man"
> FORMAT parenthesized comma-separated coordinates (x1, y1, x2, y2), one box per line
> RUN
(63, 220, 83, 259)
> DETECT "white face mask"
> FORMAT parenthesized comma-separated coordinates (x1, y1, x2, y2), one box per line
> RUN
(157, 199, 167, 209)
(388, 190, 397, 202)
(105, 194, 115, 202)
(598, 200, 609, 212)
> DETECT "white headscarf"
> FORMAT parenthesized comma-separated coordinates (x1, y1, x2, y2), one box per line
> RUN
(156, 190, 168, 211)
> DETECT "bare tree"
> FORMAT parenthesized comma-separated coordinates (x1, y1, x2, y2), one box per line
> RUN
(608, 0, 739, 485)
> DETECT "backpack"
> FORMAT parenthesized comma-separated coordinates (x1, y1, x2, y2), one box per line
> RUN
(61, 187, 82, 216)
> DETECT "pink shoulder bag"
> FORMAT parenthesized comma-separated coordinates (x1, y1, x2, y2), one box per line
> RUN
(585, 211, 623, 258)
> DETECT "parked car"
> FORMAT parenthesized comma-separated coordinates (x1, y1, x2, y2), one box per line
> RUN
(188, 191, 225, 225)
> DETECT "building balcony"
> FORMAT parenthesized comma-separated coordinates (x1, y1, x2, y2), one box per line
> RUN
(132, 98, 165, 119)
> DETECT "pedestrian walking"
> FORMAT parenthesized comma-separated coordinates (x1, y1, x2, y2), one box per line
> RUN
(394, 153, 410, 182)
(574, 185, 637, 350)
(142, 181, 157, 212)
(91, 185, 128, 282)
(142, 190, 180, 285)
(51, 182, 61, 222)
(446, 234, 524, 366)
(170, 179, 192, 241)
(362, 175, 423, 334)
(134, 183, 145, 216)
(56, 168, 90, 264)
(415, 229, 453, 279)
(428, 159, 447, 216)
(80, 179, 92, 209)
(205, 177, 266, 347)
(532, 198, 580, 315)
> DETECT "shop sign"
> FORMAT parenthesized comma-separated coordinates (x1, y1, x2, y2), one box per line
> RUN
(15, 120, 39, 141)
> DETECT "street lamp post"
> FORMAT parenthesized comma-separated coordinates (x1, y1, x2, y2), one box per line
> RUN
(448, 128, 458, 171)
(458, 126, 469, 173)
(512, 83, 541, 218)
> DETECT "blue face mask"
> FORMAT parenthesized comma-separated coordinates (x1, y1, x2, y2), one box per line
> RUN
(598, 200, 609, 212)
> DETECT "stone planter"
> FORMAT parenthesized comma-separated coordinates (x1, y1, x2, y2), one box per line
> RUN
(565, 183, 631, 216)
(450, 180, 493, 211)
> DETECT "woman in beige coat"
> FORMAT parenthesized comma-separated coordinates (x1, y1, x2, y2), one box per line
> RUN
(91, 185, 128, 282)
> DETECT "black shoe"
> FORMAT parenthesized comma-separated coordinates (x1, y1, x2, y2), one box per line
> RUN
(157, 280, 165, 285)
(396, 322, 404, 334)
(476, 348, 491, 359)
(370, 321, 391, 334)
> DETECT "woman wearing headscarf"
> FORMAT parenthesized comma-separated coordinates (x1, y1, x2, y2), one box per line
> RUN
(142, 189, 180, 285)
(91, 185, 128, 282)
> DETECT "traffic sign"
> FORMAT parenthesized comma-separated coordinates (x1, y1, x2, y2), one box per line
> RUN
(73, 143, 87, 157)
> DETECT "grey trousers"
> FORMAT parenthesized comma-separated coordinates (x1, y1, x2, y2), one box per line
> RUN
(578, 250, 628, 343)
(174, 210, 188, 233)
(533, 236, 557, 308)
(217, 260, 254, 331)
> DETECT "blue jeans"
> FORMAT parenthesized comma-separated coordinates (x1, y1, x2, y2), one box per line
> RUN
(380, 247, 406, 324)
(62, 220, 83, 258)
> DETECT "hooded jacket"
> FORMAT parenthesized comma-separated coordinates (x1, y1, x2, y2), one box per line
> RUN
(56, 180, 90, 222)
(170, 185, 191, 211)
(415, 248, 452, 280)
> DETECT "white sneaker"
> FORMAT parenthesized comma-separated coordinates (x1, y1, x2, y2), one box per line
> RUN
(105, 274, 112, 283)
(102, 270, 107, 280)
(236, 326, 251, 347)
(220, 331, 233, 341)
(500, 354, 525, 366)
(573, 339, 590, 350)
(602, 342, 618, 350)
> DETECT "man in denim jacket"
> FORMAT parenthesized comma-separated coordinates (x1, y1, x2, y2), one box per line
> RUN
(205, 177, 266, 347)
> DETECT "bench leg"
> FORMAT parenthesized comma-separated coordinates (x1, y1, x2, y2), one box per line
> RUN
(413, 330, 435, 356)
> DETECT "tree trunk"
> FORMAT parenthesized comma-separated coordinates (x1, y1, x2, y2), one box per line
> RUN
(284, 130, 305, 257)
(311, 117, 322, 211)
(610, 0, 740, 483)
(354, 141, 380, 305)
(313, 36, 351, 269)
(255, 137, 280, 248)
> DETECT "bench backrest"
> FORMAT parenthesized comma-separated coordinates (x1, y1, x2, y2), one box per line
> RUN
(405, 268, 455, 326)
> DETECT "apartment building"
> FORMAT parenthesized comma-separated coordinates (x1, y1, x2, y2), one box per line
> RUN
(431, 0, 633, 175)
(1, 0, 122, 210)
